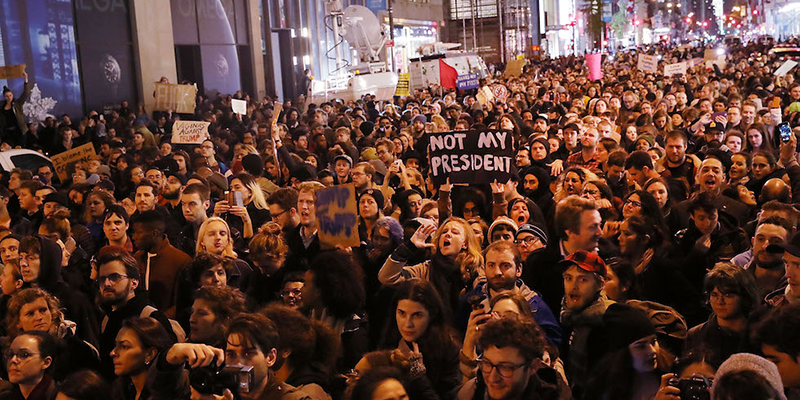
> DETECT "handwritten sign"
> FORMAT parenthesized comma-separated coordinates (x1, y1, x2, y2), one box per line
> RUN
(51, 143, 97, 182)
(637, 54, 658, 73)
(476, 86, 495, 107)
(428, 130, 514, 185)
(0, 64, 25, 80)
(504, 59, 526, 77)
(171, 120, 211, 144)
(457, 73, 480, 90)
(154, 83, 197, 114)
(271, 103, 283, 127)
(231, 99, 247, 115)
(394, 73, 410, 97)
(663, 61, 687, 77)
(315, 183, 360, 249)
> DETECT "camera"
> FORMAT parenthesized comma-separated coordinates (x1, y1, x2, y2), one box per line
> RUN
(669, 376, 712, 400)
(466, 293, 487, 310)
(190, 361, 254, 398)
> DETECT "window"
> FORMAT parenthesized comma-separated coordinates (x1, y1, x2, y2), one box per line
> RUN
(450, 0, 498, 19)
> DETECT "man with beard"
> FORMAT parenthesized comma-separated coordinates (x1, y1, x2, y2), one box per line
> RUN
(655, 130, 702, 201)
(566, 127, 602, 175)
(743, 217, 793, 299)
(162, 171, 187, 238)
(462, 241, 561, 346)
(96, 247, 177, 380)
(557, 250, 615, 397)
(552, 123, 581, 161)
(741, 100, 757, 129)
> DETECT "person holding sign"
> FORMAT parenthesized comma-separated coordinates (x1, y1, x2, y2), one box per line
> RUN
(0, 66, 30, 147)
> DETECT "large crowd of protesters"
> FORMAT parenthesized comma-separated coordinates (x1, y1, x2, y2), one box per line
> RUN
(0, 34, 798, 400)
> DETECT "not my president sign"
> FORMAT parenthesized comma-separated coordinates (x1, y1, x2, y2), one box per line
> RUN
(428, 130, 514, 185)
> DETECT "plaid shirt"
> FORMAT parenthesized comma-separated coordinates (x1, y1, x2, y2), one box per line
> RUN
(566, 150, 602, 175)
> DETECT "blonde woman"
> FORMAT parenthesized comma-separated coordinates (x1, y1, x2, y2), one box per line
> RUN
(194, 217, 252, 289)
(213, 172, 271, 239)
(379, 217, 483, 310)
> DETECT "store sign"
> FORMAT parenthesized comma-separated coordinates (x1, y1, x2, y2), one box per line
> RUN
(456, 73, 480, 90)
(365, 0, 385, 12)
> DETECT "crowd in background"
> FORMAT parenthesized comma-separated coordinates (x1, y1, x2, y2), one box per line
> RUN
(0, 35, 798, 400)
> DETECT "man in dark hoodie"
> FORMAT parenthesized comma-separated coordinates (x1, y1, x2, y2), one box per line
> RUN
(18, 235, 99, 348)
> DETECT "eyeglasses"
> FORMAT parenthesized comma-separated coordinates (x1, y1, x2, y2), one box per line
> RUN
(97, 273, 129, 284)
(4, 349, 39, 363)
(271, 208, 289, 218)
(477, 357, 528, 378)
(514, 237, 540, 246)
(625, 199, 642, 208)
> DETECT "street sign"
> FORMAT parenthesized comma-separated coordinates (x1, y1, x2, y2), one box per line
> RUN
(456, 73, 480, 90)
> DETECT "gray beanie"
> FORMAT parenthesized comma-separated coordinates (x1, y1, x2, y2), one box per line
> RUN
(711, 353, 787, 400)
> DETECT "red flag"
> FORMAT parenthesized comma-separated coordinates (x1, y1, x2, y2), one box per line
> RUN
(439, 59, 458, 90)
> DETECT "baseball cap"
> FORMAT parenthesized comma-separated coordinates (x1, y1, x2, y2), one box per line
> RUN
(767, 231, 800, 257)
(558, 250, 606, 277)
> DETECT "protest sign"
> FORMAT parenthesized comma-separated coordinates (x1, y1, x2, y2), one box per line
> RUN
(637, 54, 658, 73)
(504, 59, 526, 77)
(456, 73, 480, 90)
(394, 73, 410, 96)
(476, 86, 495, 107)
(663, 62, 687, 76)
(231, 99, 247, 115)
(315, 183, 360, 249)
(0, 64, 25, 79)
(271, 103, 283, 127)
(428, 130, 514, 185)
(775, 60, 798, 77)
(586, 53, 603, 81)
(171, 120, 211, 144)
(51, 143, 97, 182)
(154, 83, 197, 114)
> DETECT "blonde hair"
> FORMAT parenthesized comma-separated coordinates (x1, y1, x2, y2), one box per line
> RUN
(431, 217, 484, 279)
(196, 217, 237, 258)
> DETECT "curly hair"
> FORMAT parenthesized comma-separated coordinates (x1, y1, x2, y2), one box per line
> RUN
(6, 288, 65, 337)
(477, 317, 547, 363)
(260, 304, 340, 371)
(193, 285, 247, 325)
(248, 222, 288, 266)
(307, 250, 365, 319)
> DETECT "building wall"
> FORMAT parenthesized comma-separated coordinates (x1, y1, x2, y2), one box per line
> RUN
(130, 0, 178, 114)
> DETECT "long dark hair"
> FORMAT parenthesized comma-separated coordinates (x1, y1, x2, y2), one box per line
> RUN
(625, 190, 669, 240)
(585, 343, 674, 400)
(380, 281, 454, 354)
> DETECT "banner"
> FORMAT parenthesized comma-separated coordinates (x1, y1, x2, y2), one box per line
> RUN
(428, 130, 514, 185)
(315, 183, 360, 249)
(231, 99, 247, 115)
(586, 53, 603, 81)
(394, 73, 410, 97)
(171, 120, 211, 144)
(663, 62, 687, 77)
(504, 59, 526, 77)
(0, 64, 26, 79)
(51, 143, 97, 182)
(456, 73, 480, 90)
(154, 83, 197, 114)
(637, 54, 658, 73)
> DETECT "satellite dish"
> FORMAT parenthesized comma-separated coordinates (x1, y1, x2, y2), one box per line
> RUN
(341, 5, 383, 52)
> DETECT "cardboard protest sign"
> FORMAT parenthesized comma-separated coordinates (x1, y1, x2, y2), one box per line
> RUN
(776, 60, 798, 77)
(315, 183, 360, 249)
(663, 62, 687, 77)
(0, 64, 25, 79)
(51, 143, 97, 182)
(171, 120, 211, 144)
(456, 73, 480, 90)
(271, 103, 283, 126)
(504, 59, 526, 77)
(394, 73, 410, 96)
(231, 99, 247, 115)
(476, 86, 494, 107)
(586, 53, 603, 81)
(154, 83, 197, 114)
(428, 130, 514, 185)
(637, 54, 658, 73)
